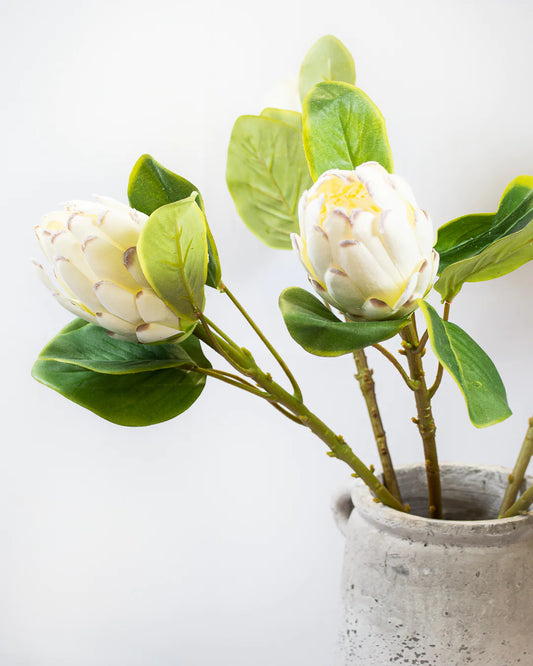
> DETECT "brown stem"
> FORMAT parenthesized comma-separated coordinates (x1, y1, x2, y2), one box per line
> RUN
(400, 316, 442, 519)
(499, 417, 533, 517)
(353, 349, 403, 505)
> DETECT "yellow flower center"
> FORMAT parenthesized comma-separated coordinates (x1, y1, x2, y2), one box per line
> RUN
(309, 176, 381, 224)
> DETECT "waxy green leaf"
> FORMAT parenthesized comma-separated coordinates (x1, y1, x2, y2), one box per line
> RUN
(138, 196, 208, 325)
(226, 115, 312, 249)
(303, 81, 394, 180)
(299, 35, 356, 104)
(32, 319, 210, 426)
(279, 287, 407, 356)
(435, 176, 533, 301)
(128, 154, 221, 289)
(418, 301, 511, 428)
(260, 108, 302, 132)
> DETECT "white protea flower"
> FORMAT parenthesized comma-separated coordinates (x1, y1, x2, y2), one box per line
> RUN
(34, 197, 186, 343)
(291, 162, 439, 320)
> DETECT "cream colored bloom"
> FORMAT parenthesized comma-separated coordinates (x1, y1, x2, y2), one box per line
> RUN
(291, 163, 439, 320)
(34, 197, 185, 343)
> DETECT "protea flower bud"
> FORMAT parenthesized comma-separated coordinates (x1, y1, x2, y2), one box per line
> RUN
(291, 162, 439, 320)
(34, 197, 185, 343)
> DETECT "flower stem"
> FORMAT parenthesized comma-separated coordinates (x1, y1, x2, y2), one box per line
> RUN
(352, 349, 403, 505)
(194, 315, 406, 513)
(372, 343, 416, 390)
(499, 484, 533, 519)
(220, 282, 303, 401)
(400, 316, 442, 519)
(499, 417, 533, 517)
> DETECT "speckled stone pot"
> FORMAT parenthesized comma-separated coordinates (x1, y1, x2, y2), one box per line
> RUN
(332, 463, 533, 665)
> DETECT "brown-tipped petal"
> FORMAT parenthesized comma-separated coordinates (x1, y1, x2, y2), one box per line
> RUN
(306, 225, 332, 281)
(40, 211, 71, 233)
(35, 227, 55, 261)
(67, 212, 101, 241)
(95, 312, 138, 339)
(392, 271, 420, 311)
(82, 236, 139, 290)
(33, 260, 57, 293)
(97, 210, 141, 250)
(54, 292, 97, 324)
(136, 289, 182, 327)
(94, 281, 141, 324)
(54, 257, 101, 312)
(378, 209, 421, 280)
(64, 200, 108, 216)
(361, 298, 394, 320)
(50, 229, 96, 280)
(324, 267, 365, 313)
(136, 323, 183, 344)
(338, 238, 400, 301)
(123, 247, 151, 287)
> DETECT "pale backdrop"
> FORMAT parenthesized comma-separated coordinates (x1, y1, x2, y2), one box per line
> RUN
(2, 0, 532, 664)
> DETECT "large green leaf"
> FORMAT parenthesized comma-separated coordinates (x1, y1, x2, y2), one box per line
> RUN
(418, 301, 511, 428)
(128, 155, 221, 289)
(32, 320, 210, 426)
(260, 108, 302, 132)
(303, 81, 394, 180)
(279, 287, 407, 356)
(299, 35, 356, 104)
(226, 115, 313, 249)
(434, 176, 533, 300)
(137, 196, 208, 325)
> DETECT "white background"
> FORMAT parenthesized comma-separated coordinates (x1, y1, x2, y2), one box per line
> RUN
(2, 0, 533, 664)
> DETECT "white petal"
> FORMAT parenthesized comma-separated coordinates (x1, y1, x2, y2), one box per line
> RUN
(306, 225, 332, 280)
(414, 209, 435, 257)
(95, 311, 138, 339)
(54, 257, 101, 312)
(136, 323, 183, 344)
(49, 230, 96, 279)
(33, 260, 58, 293)
(412, 259, 433, 299)
(67, 212, 100, 241)
(322, 209, 352, 265)
(136, 289, 182, 327)
(298, 190, 308, 233)
(388, 174, 418, 208)
(338, 239, 401, 303)
(93, 196, 132, 213)
(40, 211, 70, 233)
(94, 281, 141, 324)
(82, 236, 139, 290)
(35, 228, 55, 261)
(54, 292, 97, 323)
(64, 200, 108, 216)
(123, 247, 151, 287)
(303, 193, 324, 235)
(96, 209, 141, 250)
(378, 209, 422, 280)
(355, 162, 404, 212)
(350, 210, 403, 286)
(324, 267, 365, 313)
(361, 298, 394, 320)
(392, 271, 420, 310)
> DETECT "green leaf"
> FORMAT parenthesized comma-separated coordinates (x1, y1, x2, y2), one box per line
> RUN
(128, 154, 221, 289)
(35, 318, 195, 374)
(418, 301, 511, 428)
(260, 108, 302, 132)
(128, 153, 204, 215)
(32, 320, 211, 426)
(303, 81, 394, 180)
(226, 115, 313, 249)
(434, 176, 533, 300)
(279, 287, 407, 356)
(299, 35, 356, 104)
(137, 196, 208, 324)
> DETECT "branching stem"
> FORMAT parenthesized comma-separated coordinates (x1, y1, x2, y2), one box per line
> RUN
(373, 343, 416, 390)
(499, 418, 533, 517)
(353, 349, 403, 505)
(400, 315, 442, 519)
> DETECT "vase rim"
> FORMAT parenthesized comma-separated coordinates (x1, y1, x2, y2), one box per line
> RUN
(351, 462, 533, 546)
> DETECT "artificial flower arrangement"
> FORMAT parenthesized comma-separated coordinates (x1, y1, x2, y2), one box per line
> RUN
(33, 35, 533, 522)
